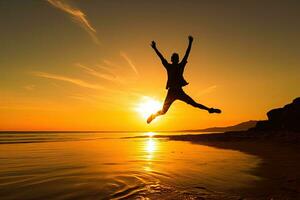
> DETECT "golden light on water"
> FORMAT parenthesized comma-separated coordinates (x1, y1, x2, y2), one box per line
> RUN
(146, 138, 156, 153)
(136, 97, 162, 119)
(144, 137, 157, 172)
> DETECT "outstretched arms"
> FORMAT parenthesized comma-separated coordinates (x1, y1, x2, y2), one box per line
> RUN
(151, 36, 193, 65)
(181, 36, 193, 63)
(151, 41, 168, 64)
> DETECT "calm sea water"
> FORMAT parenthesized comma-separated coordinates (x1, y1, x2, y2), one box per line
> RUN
(0, 132, 261, 199)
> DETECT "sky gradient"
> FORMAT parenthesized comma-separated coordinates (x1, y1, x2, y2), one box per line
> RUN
(1, 0, 299, 131)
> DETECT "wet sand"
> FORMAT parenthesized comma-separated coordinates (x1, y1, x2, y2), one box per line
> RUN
(166, 132, 300, 199)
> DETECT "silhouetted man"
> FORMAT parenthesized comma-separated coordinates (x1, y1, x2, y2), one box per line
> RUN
(147, 36, 221, 124)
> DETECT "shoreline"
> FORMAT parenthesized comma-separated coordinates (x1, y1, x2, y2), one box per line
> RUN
(163, 132, 300, 199)
(123, 130, 300, 199)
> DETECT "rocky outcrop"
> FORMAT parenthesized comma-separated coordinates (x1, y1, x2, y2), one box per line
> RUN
(250, 97, 300, 132)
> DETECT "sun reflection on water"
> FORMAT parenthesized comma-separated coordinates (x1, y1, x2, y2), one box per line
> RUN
(144, 136, 158, 172)
(146, 138, 156, 153)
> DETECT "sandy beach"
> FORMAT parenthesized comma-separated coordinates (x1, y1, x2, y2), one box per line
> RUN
(163, 132, 300, 199)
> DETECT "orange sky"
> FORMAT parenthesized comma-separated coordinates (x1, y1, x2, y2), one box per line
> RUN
(1, 1, 299, 131)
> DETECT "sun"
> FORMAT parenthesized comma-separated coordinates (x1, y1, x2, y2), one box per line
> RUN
(136, 97, 162, 119)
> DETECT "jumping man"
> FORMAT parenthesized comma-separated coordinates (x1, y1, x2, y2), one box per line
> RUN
(147, 36, 221, 124)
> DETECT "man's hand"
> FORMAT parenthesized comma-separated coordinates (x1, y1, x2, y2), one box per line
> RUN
(188, 35, 194, 43)
(151, 41, 156, 49)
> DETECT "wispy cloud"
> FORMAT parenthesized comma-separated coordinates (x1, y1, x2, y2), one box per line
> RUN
(76, 63, 122, 83)
(33, 71, 103, 90)
(198, 85, 217, 96)
(23, 84, 35, 91)
(96, 64, 117, 76)
(68, 93, 131, 109)
(103, 59, 120, 69)
(120, 52, 139, 76)
(68, 95, 97, 104)
(47, 0, 99, 44)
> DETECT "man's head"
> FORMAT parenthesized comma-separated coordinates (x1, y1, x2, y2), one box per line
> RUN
(171, 53, 179, 64)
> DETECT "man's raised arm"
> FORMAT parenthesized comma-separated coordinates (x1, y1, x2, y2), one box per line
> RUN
(151, 41, 167, 64)
(181, 36, 193, 63)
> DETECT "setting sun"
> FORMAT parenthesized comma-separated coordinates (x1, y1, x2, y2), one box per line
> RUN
(136, 97, 162, 119)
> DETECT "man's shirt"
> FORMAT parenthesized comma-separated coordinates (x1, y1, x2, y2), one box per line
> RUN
(162, 59, 189, 89)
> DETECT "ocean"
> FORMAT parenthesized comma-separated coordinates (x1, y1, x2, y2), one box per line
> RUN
(0, 132, 261, 199)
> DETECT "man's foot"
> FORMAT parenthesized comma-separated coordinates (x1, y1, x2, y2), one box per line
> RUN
(147, 114, 156, 124)
(208, 108, 221, 114)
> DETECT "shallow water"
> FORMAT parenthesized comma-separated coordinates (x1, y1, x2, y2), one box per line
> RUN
(0, 132, 261, 199)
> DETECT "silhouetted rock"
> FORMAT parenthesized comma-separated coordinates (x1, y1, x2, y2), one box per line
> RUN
(253, 120, 270, 131)
(250, 97, 300, 132)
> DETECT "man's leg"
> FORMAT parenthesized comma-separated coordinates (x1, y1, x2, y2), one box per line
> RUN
(178, 89, 221, 114)
(147, 91, 176, 124)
